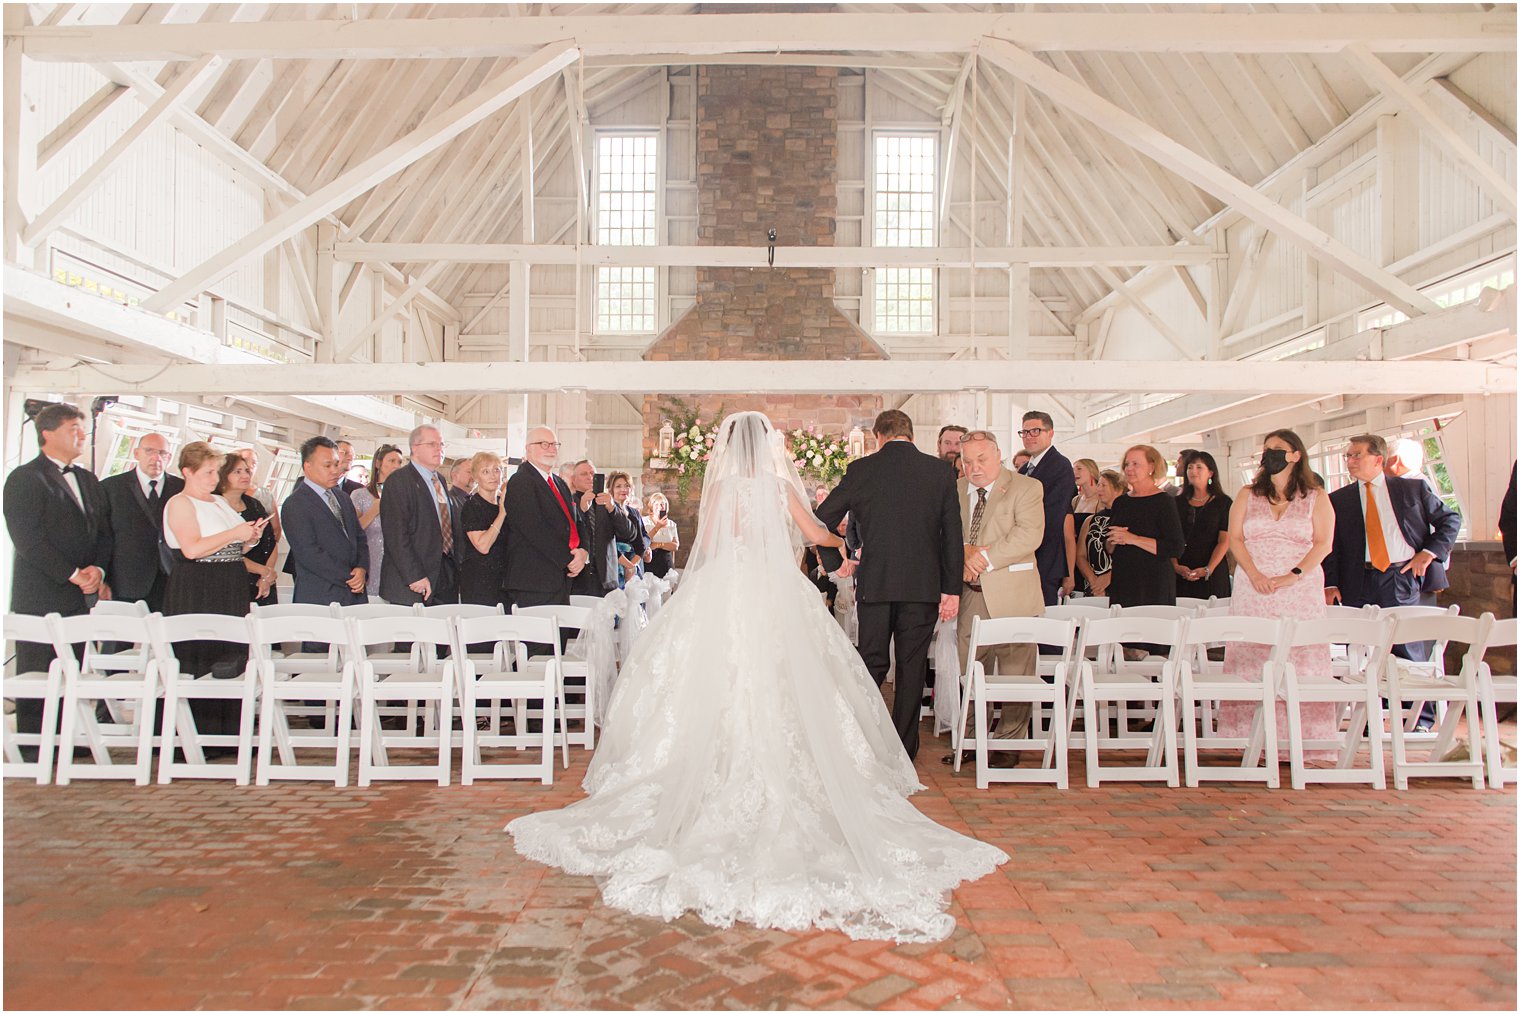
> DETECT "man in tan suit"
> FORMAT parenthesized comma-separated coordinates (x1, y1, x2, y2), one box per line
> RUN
(947, 430, 1046, 767)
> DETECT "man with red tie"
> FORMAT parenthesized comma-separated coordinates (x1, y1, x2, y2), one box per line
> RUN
(504, 426, 589, 611)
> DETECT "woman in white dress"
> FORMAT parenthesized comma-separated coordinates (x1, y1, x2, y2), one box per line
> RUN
(508, 412, 1007, 943)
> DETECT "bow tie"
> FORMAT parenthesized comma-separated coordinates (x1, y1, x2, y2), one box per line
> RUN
(60, 464, 81, 476)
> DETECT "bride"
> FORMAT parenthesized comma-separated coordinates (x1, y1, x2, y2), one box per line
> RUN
(507, 412, 1007, 943)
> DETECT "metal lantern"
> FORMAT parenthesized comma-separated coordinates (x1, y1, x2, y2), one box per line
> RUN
(658, 419, 675, 458)
(847, 425, 866, 459)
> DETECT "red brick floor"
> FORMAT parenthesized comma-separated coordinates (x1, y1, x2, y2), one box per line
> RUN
(5, 725, 1515, 1011)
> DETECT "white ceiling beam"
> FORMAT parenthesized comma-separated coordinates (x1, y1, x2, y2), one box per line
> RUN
(23, 54, 223, 246)
(35, 79, 130, 167)
(334, 264, 449, 362)
(18, 12, 1514, 61)
(1093, 265, 1197, 360)
(333, 243, 1218, 268)
(18, 358, 1509, 398)
(140, 42, 580, 313)
(978, 37, 1441, 321)
(1342, 45, 1517, 220)
(1428, 76, 1517, 151)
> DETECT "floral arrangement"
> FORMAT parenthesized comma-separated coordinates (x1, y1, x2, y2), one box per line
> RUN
(788, 427, 852, 486)
(648, 399, 724, 498)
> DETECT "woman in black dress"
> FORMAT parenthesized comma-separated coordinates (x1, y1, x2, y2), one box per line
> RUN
(459, 451, 508, 607)
(161, 442, 267, 737)
(1076, 469, 1125, 597)
(217, 453, 279, 605)
(1172, 449, 1232, 600)
(1107, 445, 1187, 608)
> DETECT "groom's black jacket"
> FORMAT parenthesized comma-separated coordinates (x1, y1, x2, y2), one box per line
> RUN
(816, 439, 962, 604)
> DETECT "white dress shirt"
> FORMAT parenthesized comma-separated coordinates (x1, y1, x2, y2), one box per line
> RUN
(44, 454, 84, 510)
(1356, 472, 1417, 564)
(135, 467, 164, 501)
(1022, 447, 1051, 473)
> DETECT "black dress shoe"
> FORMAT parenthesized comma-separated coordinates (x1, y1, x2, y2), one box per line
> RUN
(940, 751, 971, 766)
(988, 750, 1022, 769)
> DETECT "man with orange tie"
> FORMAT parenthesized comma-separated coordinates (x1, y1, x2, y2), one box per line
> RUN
(1324, 434, 1460, 728)
(503, 425, 589, 612)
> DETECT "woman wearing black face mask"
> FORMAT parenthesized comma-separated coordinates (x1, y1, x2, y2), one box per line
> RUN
(1217, 428, 1338, 756)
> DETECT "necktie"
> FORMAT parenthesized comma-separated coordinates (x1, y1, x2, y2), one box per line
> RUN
(147, 478, 160, 508)
(1365, 481, 1391, 571)
(324, 487, 347, 535)
(1019, 461, 1032, 476)
(546, 474, 581, 551)
(431, 475, 454, 555)
(970, 487, 988, 545)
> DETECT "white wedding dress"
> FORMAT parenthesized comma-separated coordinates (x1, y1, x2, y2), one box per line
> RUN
(507, 412, 1007, 942)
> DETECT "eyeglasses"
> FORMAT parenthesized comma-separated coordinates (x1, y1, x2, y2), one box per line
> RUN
(1017, 428, 1048, 438)
(1343, 451, 1372, 461)
(139, 449, 172, 458)
(415, 440, 444, 449)
(529, 440, 560, 448)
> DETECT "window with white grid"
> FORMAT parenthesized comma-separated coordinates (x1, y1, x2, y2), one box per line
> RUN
(595, 133, 658, 333)
(873, 134, 936, 334)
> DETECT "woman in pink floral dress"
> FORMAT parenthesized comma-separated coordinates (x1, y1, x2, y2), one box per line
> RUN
(1218, 429, 1338, 753)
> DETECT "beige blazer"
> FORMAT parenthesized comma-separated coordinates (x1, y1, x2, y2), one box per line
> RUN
(959, 467, 1046, 618)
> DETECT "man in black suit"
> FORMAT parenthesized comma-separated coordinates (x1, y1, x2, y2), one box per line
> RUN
(447, 458, 474, 518)
(1016, 410, 1077, 605)
(4, 403, 111, 740)
(281, 436, 368, 606)
(1325, 433, 1462, 668)
(334, 440, 364, 495)
(1500, 462, 1517, 615)
(380, 425, 463, 606)
(504, 426, 589, 610)
(817, 410, 961, 760)
(98, 432, 183, 612)
(567, 458, 636, 597)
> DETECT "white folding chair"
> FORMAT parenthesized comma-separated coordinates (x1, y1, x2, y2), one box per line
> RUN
(251, 601, 346, 731)
(1477, 617, 1517, 790)
(54, 612, 159, 785)
(149, 613, 260, 785)
(1073, 615, 1183, 787)
(82, 599, 153, 726)
(512, 603, 595, 749)
(351, 615, 457, 786)
(1380, 604, 1461, 739)
(453, 613, 560, 785)
(1176, 616, 1286, 788)
(954, 615, 1078, 789)
(1070, 596, 1109, 608)
(569, 595, 605, 610)
(251, 614, 356, 786)
(1175, 596, 1213, 613)
(1279, 616, 1390, 790)
(1376, 612, 1493, 790)
(340, 602, 436, 734)
(3, 613, 64, 784)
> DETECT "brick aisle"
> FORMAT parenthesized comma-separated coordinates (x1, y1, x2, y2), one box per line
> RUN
(5, 733, 1515, 1011)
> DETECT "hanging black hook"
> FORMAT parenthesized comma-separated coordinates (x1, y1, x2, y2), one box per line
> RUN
(767, 228, 777, 267)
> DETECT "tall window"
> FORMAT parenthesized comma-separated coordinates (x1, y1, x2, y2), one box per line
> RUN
(595, 133, 658, 333)
(873, 134, 936, 334)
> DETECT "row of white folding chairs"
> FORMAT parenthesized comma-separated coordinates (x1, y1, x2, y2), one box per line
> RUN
(953, 604, 1510, 792)
(2, 607, 582, 788)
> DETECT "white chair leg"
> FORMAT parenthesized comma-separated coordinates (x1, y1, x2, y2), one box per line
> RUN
(1480, 678, 1504, 790)
(973, 672, 989, 791)
(1389, 686, 1409, 790)
(1180, 677, 1200, 788)
(157, 680, 180, 785)
(540, 688, 555, 785)
(35, 690, 60, 786)
(1262, 687, 1279, 789)
(1084, 675, 1101, 789)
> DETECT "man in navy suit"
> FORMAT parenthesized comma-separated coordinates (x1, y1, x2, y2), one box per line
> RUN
(281, 436, 368, 606)
(1016, 410, 1076, 606)
(1324, 433, 1461, 664)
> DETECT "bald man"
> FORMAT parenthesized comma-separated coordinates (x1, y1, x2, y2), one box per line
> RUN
(98, 432, 184, 611)
(503, 426, 589, 610)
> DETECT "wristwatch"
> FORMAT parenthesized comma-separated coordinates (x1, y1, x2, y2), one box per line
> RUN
(1290, 566, 1303, 576)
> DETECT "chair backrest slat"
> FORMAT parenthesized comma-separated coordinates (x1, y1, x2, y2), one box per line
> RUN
(512, 604, 593, 628)
(1079, 615, 1182, 648)
(251, 615, 350, 648)
(456, 613, 559, 651)
(54, 612, 154, 648)
(151, 613, 255, 646)
(4, 612, 55, 646)
(251, 602, 336, 620)
(349, 615, 455, 647)
(1179, 616, 1284, 648)
(1485, 617, 1518, 651)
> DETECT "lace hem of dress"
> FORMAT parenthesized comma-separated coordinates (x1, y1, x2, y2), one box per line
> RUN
(507, 818, 1008, 943)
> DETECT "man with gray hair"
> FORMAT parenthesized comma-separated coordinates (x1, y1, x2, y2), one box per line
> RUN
(503, 426, 588, 609)
(379, 423, 462, 605)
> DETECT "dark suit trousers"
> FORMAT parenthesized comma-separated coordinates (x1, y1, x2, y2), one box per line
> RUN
(857, 600, 937, 760)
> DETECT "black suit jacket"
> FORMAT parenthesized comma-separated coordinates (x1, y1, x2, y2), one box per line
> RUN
(1021, 446, 1077, 593)
(98, 469, 184, 602)
(571, 493, 638, 595)
(816, 440, 961, 604)
(1500, 463, 1516, 567)
(504, 462, 578, 595)
(281, 482, 368, 606)
(379, 463, 463, 604)
(1323, 476, 1462, 605)
(4, 455, 111, 616)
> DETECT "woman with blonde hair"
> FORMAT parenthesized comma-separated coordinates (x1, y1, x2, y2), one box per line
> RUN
(645, 490, 679, 578)
(1106, 445, 1185, 611)
(1076, 469, 1126, 596)
(459, 450, 509, 607)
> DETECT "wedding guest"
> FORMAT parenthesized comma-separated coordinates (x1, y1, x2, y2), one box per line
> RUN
(557, 463, 577, 485)
(5, 402, 110, 747)
(350, 444, 404, 599)
(282, 437, 368, 607)
(1017, 411, 1076, 603)
(1218, 429, 1336, 749)
(1012, 450, 1031, 472)
(953, 430, 1045, 766)
(504, 426, 586, 609)
(1172, 450, 1232, 601)
(381, 425, 463, 606)
(448, 457, 474, 516)
(814, 486, 829, 507)
(1384, 436, 1444, 609)
(646, 491, 679, 578)
(459, 451, 509, 607)
(98, 432, 182, 613)
(334, 440, 364, 494)
(937, 424, 968, 471)
(1501, 463, 1517, 613)
(1107, 445, 1185, 654)
(1072, 458, 1102, 534)
(569, 459, 636, 596)
(218, 452, 279, 605)
(1076, 469, 1125, 597)
(235, 448, 278, 514)
(1168, 449, 1199, 495)
(608, 471, 647, 588)
(163, 442, 269, 737)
